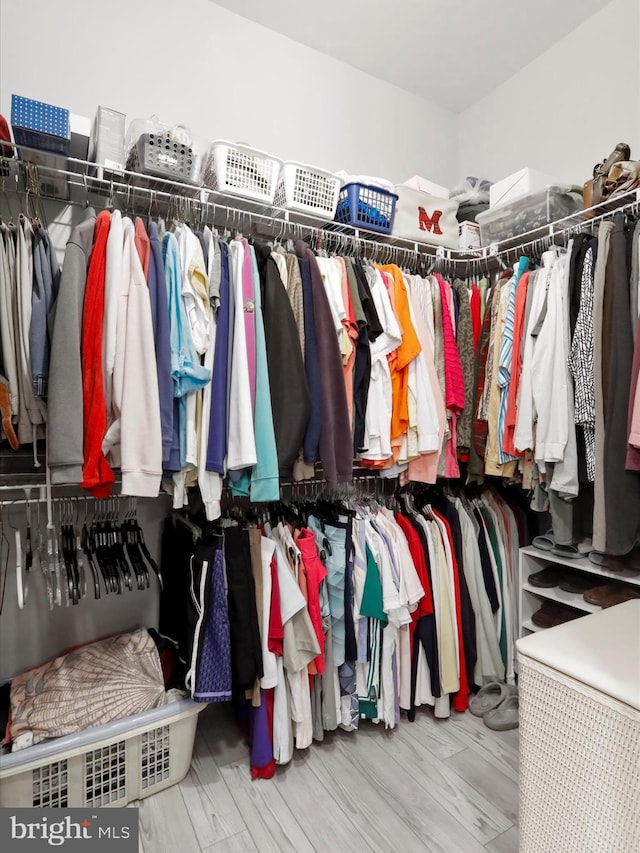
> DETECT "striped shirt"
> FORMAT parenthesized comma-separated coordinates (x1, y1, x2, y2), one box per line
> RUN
(497, 257, 529, 463)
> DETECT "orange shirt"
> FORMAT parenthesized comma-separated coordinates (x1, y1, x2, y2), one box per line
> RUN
(376, 265, 421, 444)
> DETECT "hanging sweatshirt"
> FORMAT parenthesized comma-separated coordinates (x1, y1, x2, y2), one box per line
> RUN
(48, 208, 96, 485)
(296, 242, 352, 484)
(102, 209, 124, 427)
(163, 231, 210, 472)
(256, 242, 310, 478)
(0, 223, 19, 419)
(114, 219, 163, 496)
(30, 225, 60, 398)
(197, 229, 222, 520)
(297, 255, 323, 464)
(16, 215, 45, 443)
(147, 222, 174, 465)
(81, 210, 114, 497)
(226, 239, 257, 471)
(206, 241, 230, 473)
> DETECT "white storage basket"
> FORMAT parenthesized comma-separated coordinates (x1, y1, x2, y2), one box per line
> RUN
(204, 141, 282, 204)
(273, 161, 341, 219)
(0, 699, 204, 809)
(516, 602, 640, 853)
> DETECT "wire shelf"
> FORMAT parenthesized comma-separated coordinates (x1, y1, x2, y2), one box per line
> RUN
(2, 144, 639, 271)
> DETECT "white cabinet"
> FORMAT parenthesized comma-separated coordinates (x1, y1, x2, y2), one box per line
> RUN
(518, 546, 640, 637)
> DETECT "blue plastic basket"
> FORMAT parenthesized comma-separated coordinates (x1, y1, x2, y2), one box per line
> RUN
(334, 182, 398, 234)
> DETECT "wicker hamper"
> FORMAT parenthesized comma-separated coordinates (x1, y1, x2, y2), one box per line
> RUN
(516, 601, 640, 853)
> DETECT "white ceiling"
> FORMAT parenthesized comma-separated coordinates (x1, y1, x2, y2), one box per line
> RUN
(211, 0, 611, 112)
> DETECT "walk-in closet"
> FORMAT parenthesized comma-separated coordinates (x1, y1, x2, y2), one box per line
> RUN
(0, 1, 639, 852)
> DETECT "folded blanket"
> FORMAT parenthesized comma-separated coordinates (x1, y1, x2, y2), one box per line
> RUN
(10, 628, 166, 751)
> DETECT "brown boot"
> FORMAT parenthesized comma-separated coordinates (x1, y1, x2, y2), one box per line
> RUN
(0, 376, 19, 450)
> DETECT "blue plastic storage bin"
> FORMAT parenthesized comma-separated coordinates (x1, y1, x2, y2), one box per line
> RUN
(334, 182, 398, 234)
(11, 94, 70, 155)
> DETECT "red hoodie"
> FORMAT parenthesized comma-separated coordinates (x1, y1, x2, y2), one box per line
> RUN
(81, 210, 114, 497)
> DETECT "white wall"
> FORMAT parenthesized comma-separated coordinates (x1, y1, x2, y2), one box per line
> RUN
(0, 0, 459, 186)
(0, 497, 170, 682)
(457, 0, 640, 186)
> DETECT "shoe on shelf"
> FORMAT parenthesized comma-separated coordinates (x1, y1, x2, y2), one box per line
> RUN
(583, 583, 640, 609)
(528, 567, 564, 588)
(532, 529, 555, 552)
(558, 572, 599, 595)
(550, 543, 583, 559)
(531, 601, 583, 629)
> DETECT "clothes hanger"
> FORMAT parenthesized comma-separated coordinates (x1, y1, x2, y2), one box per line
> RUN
(6, 500, 26, 610)
(81, 497, 101, 600)
(61, 501, 80, 605)
(128, 500, 161, 590)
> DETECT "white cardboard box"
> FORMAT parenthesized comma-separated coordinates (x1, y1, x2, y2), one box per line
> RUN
(400, 175, 450, 200)
(490, 168, 560, 209)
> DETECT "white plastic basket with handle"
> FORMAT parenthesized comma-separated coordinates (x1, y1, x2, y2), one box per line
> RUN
(204, 141, 282, 204)
(274, 161, 341, 219)
(0, 699, 205, 809)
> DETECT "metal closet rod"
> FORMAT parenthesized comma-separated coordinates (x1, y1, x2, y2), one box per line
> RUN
(3, 150, 437, 266)
(0, 496, 124, 508)
(3, 145, 640, 266)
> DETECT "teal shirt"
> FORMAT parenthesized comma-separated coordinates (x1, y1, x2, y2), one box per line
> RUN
(229, 246, 280, 501)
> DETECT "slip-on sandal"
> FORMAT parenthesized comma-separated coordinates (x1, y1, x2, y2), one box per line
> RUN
(528, 567, 564, 588)
(558, 572, 598, 594)
(550, 543, 583, 560)
(532, 529, 555, 552)
(531, 601, 583, 628)
(484, 694, 519, 731)
(583, 583, 640, 608)
(588, 551, 640, 572)
(468, 682, 517, 717)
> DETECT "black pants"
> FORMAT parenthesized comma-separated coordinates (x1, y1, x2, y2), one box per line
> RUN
(224, 527, 263, 690)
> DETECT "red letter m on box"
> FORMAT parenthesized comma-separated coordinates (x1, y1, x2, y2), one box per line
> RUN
(418, 207, 443, 235)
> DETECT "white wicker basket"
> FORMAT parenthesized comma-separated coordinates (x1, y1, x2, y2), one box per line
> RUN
(273, 161, 341, 219)
(0, 699, 204, 809)
(204, 141, 282, 204)
(517, 602, 640, 853)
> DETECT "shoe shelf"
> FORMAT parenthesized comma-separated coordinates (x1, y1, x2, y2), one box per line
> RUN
(521, 582, 601, 614)
(520, 545, 640, 586)
(518, 546, 640, 639)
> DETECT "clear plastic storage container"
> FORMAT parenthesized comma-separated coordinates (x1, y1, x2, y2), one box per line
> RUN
(124, 118, 207, 185)
(477, 185, 582, 244)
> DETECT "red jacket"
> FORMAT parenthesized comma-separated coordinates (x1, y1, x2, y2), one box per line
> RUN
(81, 210, 114, 497)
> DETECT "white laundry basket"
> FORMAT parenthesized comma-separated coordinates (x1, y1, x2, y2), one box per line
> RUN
(516, 601, 640, 853)
(0, 698, 205, 808)
(273, 161, 341, 219)
(204, 141, 282, 204)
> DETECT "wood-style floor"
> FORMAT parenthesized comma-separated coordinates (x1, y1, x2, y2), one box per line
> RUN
(134, 703, 520, 853)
